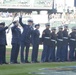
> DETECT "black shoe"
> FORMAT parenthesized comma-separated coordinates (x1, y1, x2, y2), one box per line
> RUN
(35, 61, 40, 63)
(31, 61, 35, 63)
(40, 61, 45, 63)
(31, 61, 39, 63)
(3, 62, 9, 64)
(25, 61, 30, 63)
(14, 62, 20, 64)
(10, 62, 14, 64)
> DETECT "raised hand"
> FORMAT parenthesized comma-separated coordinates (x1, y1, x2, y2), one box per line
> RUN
(7, 12, 17, 27)
(20, 11, 23, 17)
(12, 12, 17, 21)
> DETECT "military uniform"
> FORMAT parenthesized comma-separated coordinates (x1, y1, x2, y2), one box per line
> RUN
(56, 26, 63, 62)
(10, 21, 21, 64)
(41, 23, 51, 62)
(0, 22, 8, 64)
(19, 17, 33, 63)
(62, 25, 68, 61)
(69, 27, 76, 61)
(31, 24, 40, 63)
(49, 27, 57, 62)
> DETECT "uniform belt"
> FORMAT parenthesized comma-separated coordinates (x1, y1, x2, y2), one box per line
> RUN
(63, 37, 68, 39)
(44, 37, 50, 39)
(51, 39, 56, 42)
(57, 39, 63, 41)
(70, 39, 76, 41)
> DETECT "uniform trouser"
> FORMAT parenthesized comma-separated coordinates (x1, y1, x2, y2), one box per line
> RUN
(74, 50, 76, 60)
(62, 44, 68, 61)
(56, 42, 63, 61)
(0, 45, 3, 64)
(31, 43, 39, 62)
(41, 44, 50, 62)
(10, 44, 20, 63)
(20, 42, 30, 62)
(69, 44, 75, 61)
(0, 45, 6, 64)
(49, 46, 55, 62)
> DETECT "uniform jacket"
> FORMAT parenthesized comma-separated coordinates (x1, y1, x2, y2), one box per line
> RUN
(57, 31, 63, 41)
(0, 27, 8, 45)
(32, 29, 40, 45)
(69, 32, 76, 46)
(42, 29, 51, 46)
(19, 17, 33, 43)
(50, 32, 57, 47)
(63, 30, 68, 45)
(11, 25, 21, 44)
(57, 31, 63, 45)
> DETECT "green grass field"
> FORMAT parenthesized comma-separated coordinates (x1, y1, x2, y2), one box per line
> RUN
(0, 47, 76, 75)
(0, 62, 76, 75)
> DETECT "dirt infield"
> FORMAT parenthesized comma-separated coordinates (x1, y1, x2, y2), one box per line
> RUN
(6, 45, 43, 56)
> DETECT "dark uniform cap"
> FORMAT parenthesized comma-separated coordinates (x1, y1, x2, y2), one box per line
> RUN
(51, 27, 56, 30)
(45, 23, 50, 26)
(64, 24, 68, 28)
(28, 19, 33, 22)
(58, 26, 63, 29)
(35, 24, 40, 28)
(0, 22, 5, 26)
(13, 21, 17, 24)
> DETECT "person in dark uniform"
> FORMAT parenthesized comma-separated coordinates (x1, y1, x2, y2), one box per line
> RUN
(10, 21, 21, 64)
(56, 26, 63, 62)
(69, 27, 76, 61)
(62, 25, 68, 61)
(0, 22, 8, 64)
(41, 23, 51, 62)
(19, 12, 34, 63)
(49, 27, 57, 62)
(31, 24, 40, 63)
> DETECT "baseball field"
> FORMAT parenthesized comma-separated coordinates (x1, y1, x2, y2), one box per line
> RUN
(0, 47, 76, 75)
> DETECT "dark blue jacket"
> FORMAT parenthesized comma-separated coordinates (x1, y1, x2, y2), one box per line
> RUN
(42, 29, 51, 46)
(57, 31, 63, 46)
(19, 17, 33, 44)
(57, 31, 63, 40)
(11, 25, 21, 44)
(0, 27, 8, 45)
(63, 30, 68, 45)
(51, 32, 57, 47)
(69, 32, 76, 46)
(32, 29, 40, 45)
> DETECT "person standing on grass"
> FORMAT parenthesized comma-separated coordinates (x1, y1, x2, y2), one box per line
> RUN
(31, 24, 40, 63)
(0, 22, 8, 65)
(10, 21, 21, 64)
(62, 25, 68, 61)
(41, 23, 51, 62)
(49, 27, 57, 62)
(56, 26, 63, 62)
(69, 27, 76, 61)
(19, 12, 34, 63)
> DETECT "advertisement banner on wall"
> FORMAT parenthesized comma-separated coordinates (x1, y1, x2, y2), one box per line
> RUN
(0, 0, 53, 9)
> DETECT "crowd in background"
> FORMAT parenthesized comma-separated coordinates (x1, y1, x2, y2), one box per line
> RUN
(0, 11, 76, 26)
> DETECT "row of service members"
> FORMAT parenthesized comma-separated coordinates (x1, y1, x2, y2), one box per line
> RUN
(0, 17, 76, 64)
(0, 17, 40, 64)
(9, 22, 76, 63)
(41, 24, 76, 62)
